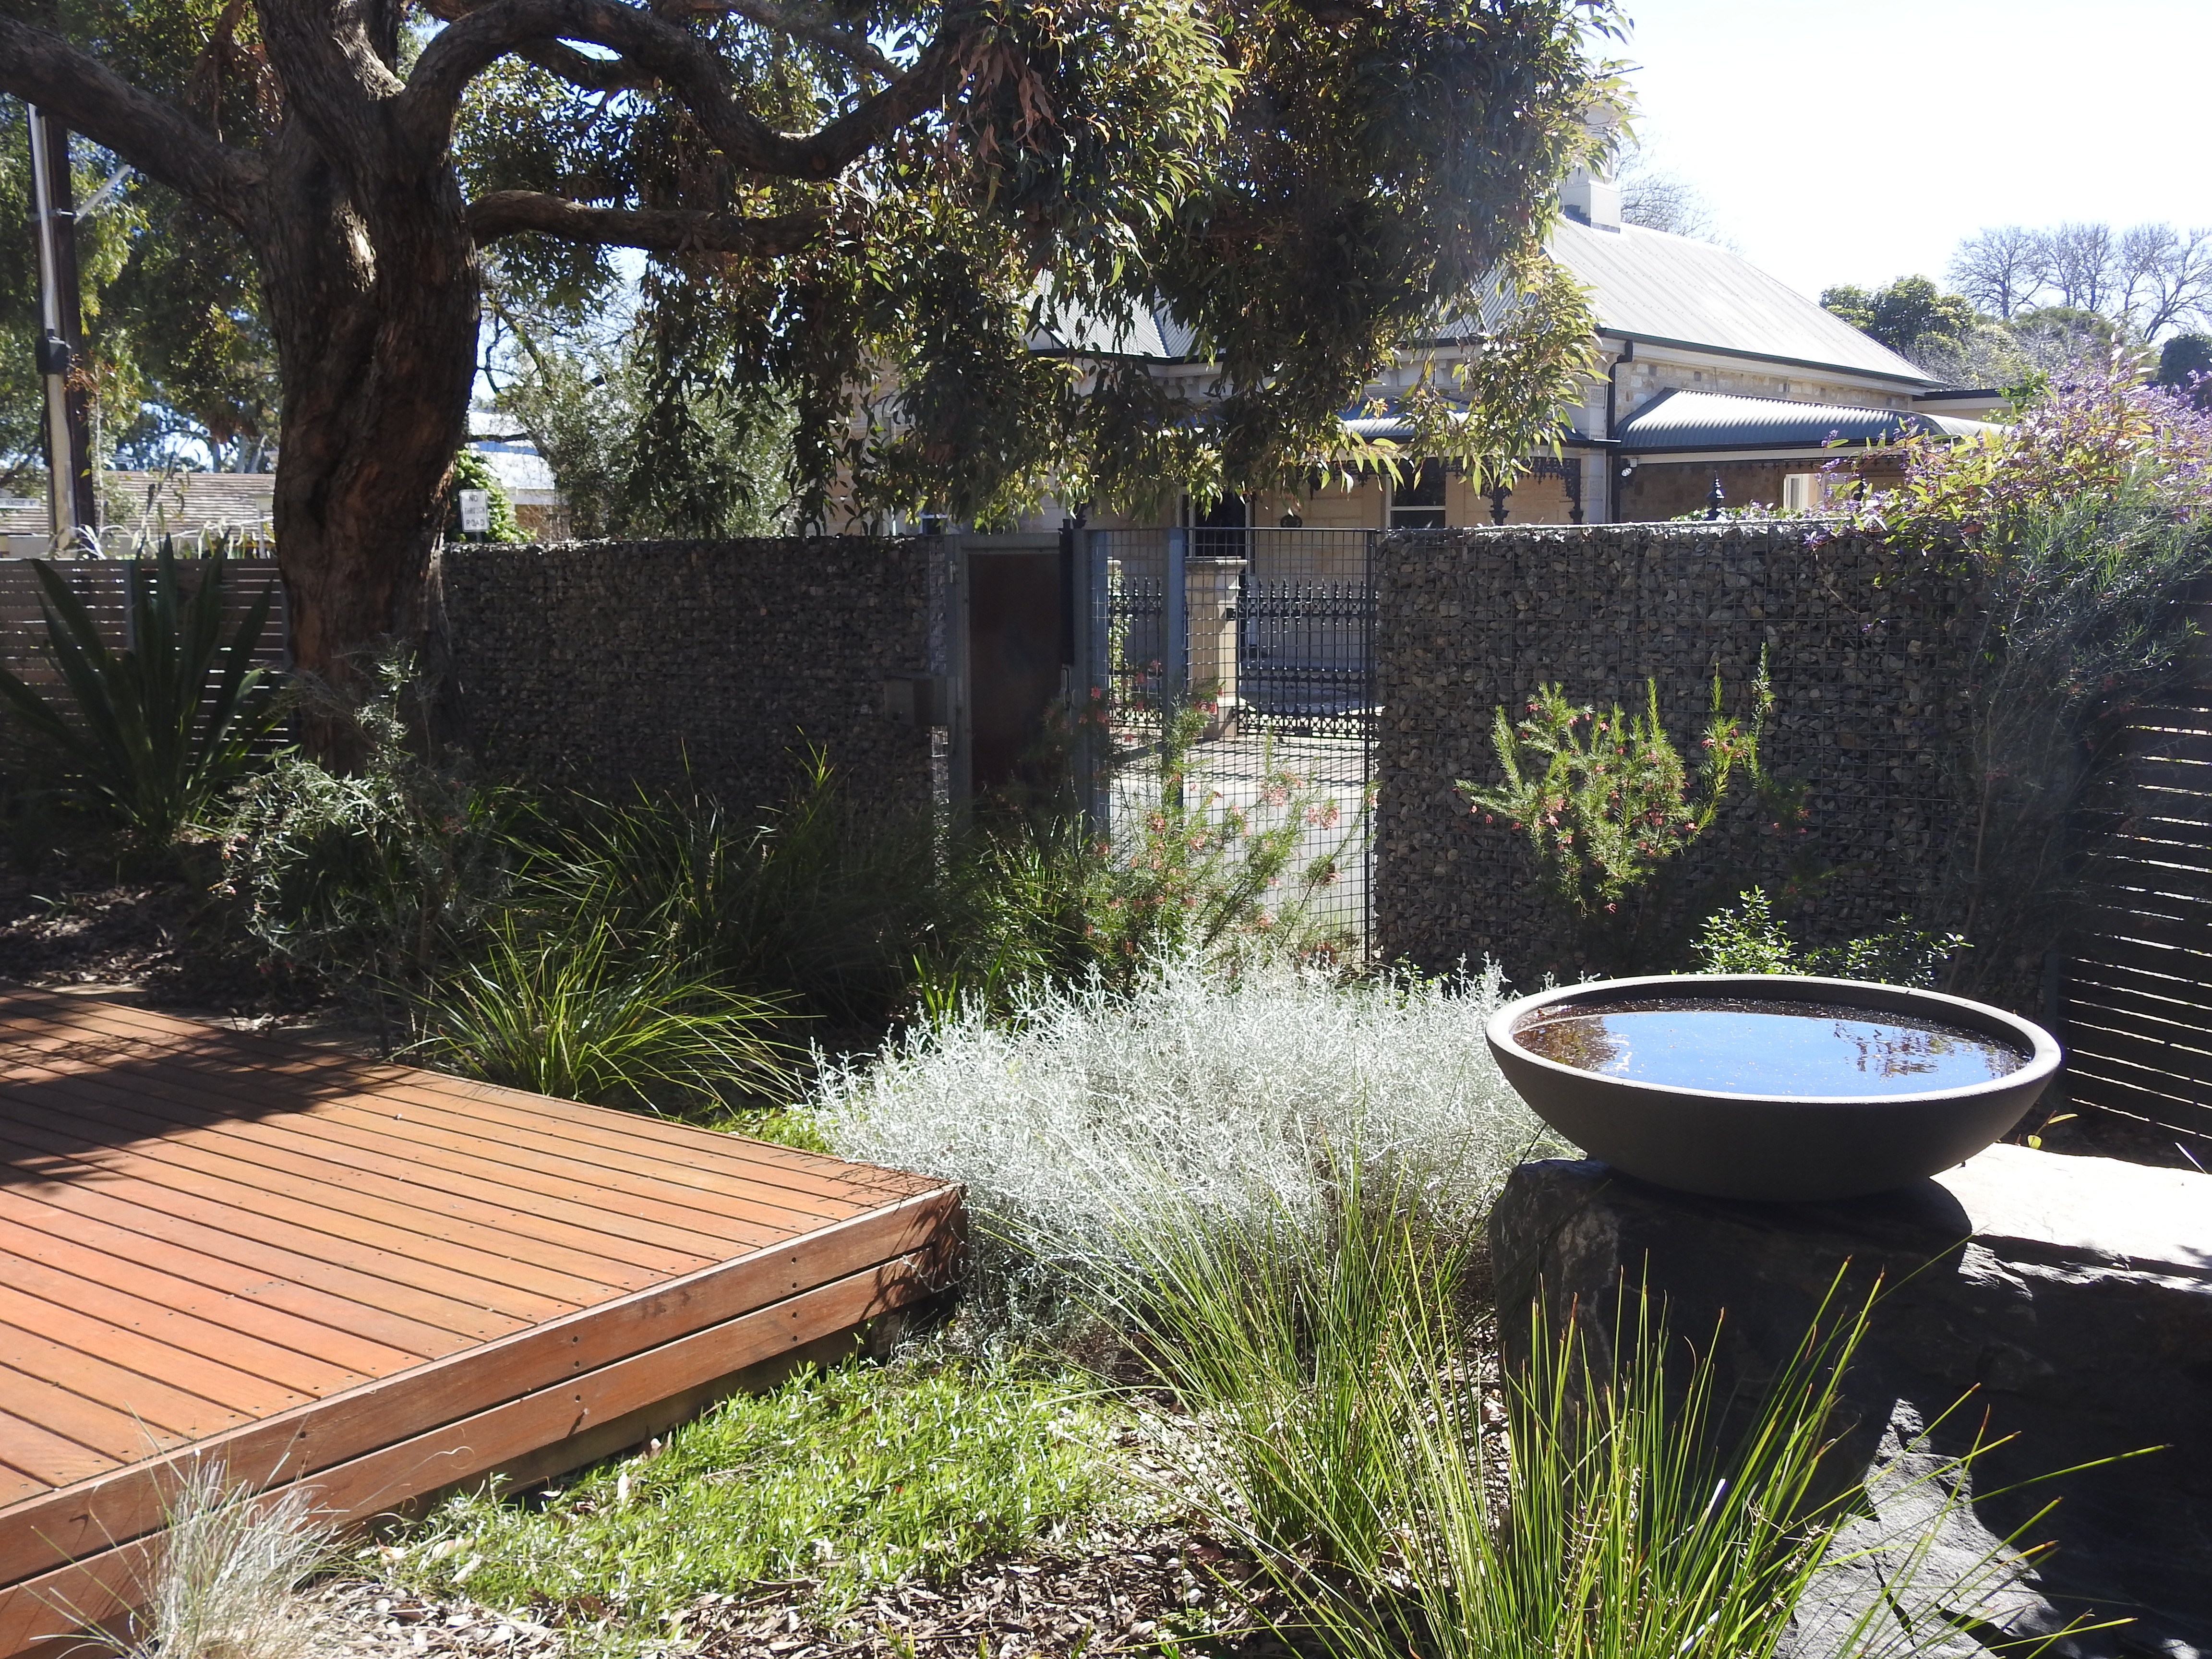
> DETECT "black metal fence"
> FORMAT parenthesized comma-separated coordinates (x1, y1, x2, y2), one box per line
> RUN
(1077, 526, 1377, 946)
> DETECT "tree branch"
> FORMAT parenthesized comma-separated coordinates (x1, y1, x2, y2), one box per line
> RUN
(418, 0, 661, 92)
(469, 189, 829, 253)
(660, 0, 897, 79)
(402, 0, 970, 178)
(0, 17, 265, 228)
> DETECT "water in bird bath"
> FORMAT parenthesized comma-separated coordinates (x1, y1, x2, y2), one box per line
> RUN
(1511, 996, 2026, 1097)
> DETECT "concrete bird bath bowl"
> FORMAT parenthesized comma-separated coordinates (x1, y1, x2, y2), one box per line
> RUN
(1484, 974, 2063, 1202)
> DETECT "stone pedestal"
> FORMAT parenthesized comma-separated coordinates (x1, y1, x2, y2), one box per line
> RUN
(1489, 1145, 2212, 1659)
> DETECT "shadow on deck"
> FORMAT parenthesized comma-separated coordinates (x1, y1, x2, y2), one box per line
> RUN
(0, 990, 960, 1659)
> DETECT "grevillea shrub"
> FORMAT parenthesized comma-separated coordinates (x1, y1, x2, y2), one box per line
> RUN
(1455, 656, 1806, 974)
(817, 954, 1563, 1338)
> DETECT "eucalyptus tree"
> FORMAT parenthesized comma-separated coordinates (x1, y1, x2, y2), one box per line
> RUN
(0, 0, 1615, 745)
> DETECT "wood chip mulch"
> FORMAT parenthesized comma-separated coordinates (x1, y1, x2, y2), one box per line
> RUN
(300, 1524, 1294, 1659)
(0, 869, 325, 1017)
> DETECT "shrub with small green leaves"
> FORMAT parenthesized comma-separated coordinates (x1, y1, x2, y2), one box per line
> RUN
(393, 1357, 1122, 1623)
(1693, 887, 1968, 988)
(219, 656, 521, 1002)
(445, 448, 529, 543)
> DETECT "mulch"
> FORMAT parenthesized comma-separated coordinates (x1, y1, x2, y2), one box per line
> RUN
(301, 1523, 1293, 1659)
(0, 866, 324, 1013)
(0, 872, 206, 989)
(0, 867, 383, 1051)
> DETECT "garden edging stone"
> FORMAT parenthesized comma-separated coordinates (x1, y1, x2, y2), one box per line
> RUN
(1489, 1144, 2212, 1659)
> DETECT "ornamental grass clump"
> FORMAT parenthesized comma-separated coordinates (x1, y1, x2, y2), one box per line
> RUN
(1110, 1179, 2105, 1659)
(401, 907, 797, 1113)
(817, 953, 1563, 1336)
(60, 1457, 333, 1659)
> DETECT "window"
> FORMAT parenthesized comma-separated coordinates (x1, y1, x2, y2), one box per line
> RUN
(1184, 493, 1248, 557)
(1783, 472, 1832, 513)
(1389, 458, 1447, 529)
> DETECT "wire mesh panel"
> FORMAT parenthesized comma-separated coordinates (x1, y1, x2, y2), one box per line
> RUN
(1088, 528, 1172, 736)
(1078, 526, 1376, 950)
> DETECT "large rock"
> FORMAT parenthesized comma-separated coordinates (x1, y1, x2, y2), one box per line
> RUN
(1489, 1145, 2212, 1658)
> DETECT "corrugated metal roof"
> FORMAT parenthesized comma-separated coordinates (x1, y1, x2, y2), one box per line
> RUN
(1031, 303, 1197, 360)
(1027, 219, 1936, 388)
(1616, 388, 1999, 452)
(0, 471, 276, 541)
(1549, 221, 1934, 384)
(472, 443, 558, 493)
(1343, 414, 1596, 444)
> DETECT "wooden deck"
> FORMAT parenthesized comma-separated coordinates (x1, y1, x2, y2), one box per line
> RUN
(0, 990, 959, 1657)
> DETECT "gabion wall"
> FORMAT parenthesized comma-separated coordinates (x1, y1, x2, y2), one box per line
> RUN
(1375, 522, 1974, 983)
(442, 538, 944, 817)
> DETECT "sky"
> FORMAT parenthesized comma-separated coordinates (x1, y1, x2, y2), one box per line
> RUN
(1610, 0, 2212, 303)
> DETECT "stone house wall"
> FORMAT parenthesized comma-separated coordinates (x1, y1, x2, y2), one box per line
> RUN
(442, 537, 944, 818)
(1612, 357, 1913, 414)
(1374, 521, 1974, 985)
(1621, 457, 1907, 521)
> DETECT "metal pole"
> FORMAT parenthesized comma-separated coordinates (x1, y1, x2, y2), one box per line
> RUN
(26, 105, 94, 550)
(945, 530, 971, 813)
(1164, 525, 1189, 706)
(1069, 523, 1100, 831)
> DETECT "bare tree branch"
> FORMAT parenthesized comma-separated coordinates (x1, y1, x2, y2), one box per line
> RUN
(0, 16, 265, 228)
(1947, 225, 2047, 320)
(469, 188, 829, 252)
(660, 0, 897, 78)
(401, 0, 970, 178)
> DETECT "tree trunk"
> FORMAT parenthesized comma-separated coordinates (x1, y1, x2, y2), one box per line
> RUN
(253, 120, 479, 765)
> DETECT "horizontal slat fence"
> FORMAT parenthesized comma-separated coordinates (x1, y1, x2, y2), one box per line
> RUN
(0, 557, 288, 689)
(0, 559, 290, 778)
(2063, 688, 2212, 1150)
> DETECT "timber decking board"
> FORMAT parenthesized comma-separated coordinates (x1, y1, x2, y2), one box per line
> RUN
(0, 1003, 882, 1221)
(0, 988, 958, 1652)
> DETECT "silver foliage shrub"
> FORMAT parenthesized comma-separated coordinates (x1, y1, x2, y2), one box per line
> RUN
(817, 956, 1567, 1334)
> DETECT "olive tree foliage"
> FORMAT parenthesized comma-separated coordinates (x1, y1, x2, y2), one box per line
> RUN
(488, 289, 799, 539)
(0, 0, 1619, 727)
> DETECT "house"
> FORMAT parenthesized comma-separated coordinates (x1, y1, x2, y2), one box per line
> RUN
(468, 410, 571, 541)
(0, 470, 275, 556)
(1022, 156, 2002, 533)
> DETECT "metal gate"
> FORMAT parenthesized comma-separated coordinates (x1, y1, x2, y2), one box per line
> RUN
(1074, 526, 1377, 948)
